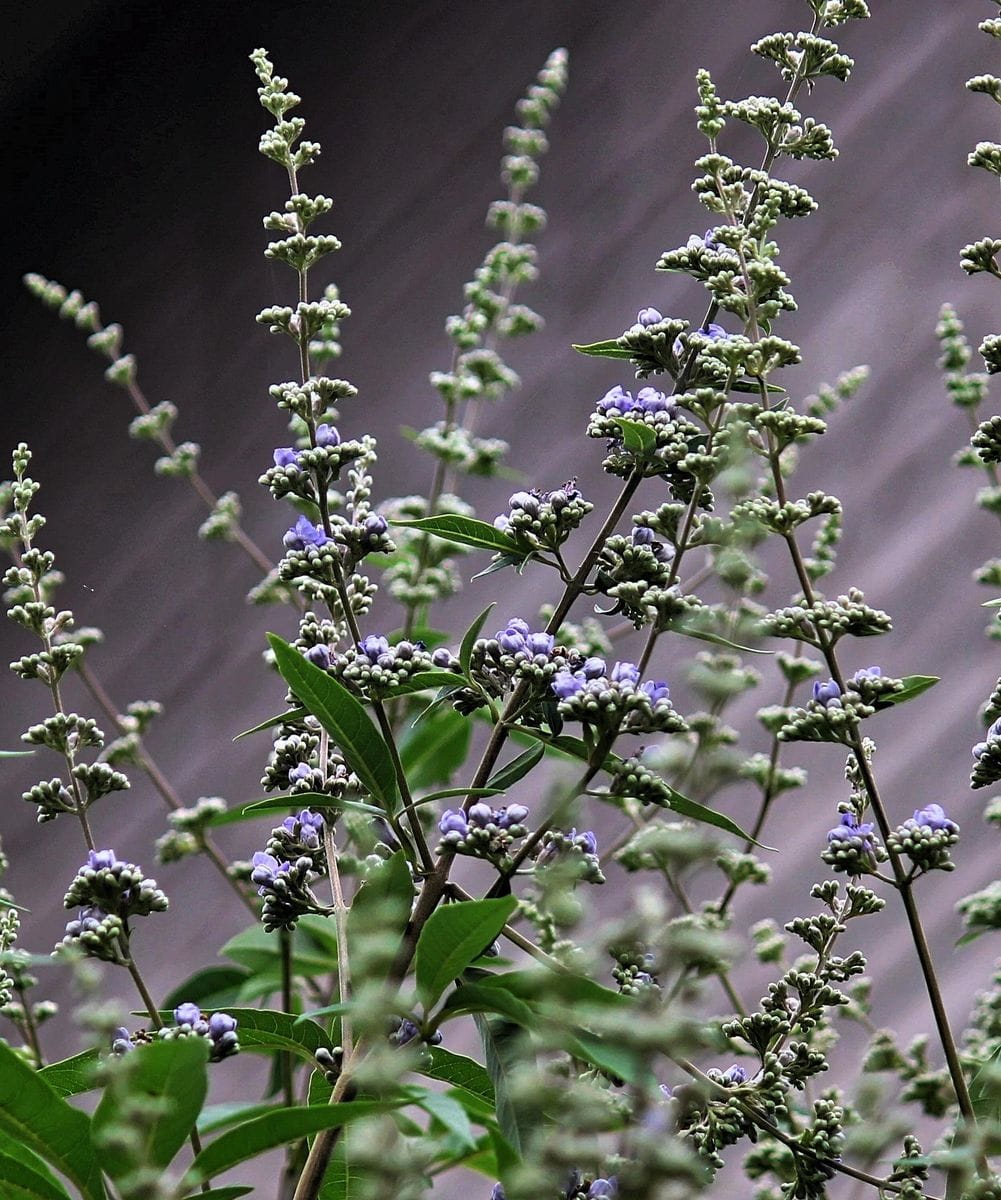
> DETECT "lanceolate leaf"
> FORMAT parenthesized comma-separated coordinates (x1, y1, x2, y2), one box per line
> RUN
(236, 792, 385, 821)
(421, 1047, 495, 1105)
(399, 705, 472, 791)
(0, 748, 34, 757)
(163, 966, 251, 1013)
(0, 1149, 71, 1200)
(185, 1101, 391, 1186)
(667, 792, 776, 851)
(346, 850, 414, 987)
(414, 896, 518, 1010)
(268, 634, 399, 813)
(391, 515, 522, 556)
(460, 602, 496, 676)
(92, 1038, 209, 1184)
(180, 1189, 254, 1200)
(0, 1040, 103, 1200)
(474, 1015, 531, 1155)
(571, 338, 636, 360)
(670, 621, 773, 654)
(232, 706, 308, 741)
(381, 670, 467, 697)
(36, 1049, 100, 1098)
(880, 674, 940, 708)
(487, 742, 545, 791)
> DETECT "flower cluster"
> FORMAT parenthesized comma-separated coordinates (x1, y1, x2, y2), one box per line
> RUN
(493, 481, 593, 552)
(305, 633, 461, 699)
(887, 803, 959, 874)
(113, 1005, 240, 1062)
(593, 524, 678, 627)
(491, 1173, 617, 1200)
(972, 715, 1001, 787)
(251, 812, 327, 931)
(457, 618, 572, 714)
(388, 1017, 443, 1050)
(438, 802, 529, 867)
(822, 812, 883, 875)
(778, 665, 904, 745)
(536, 828, 604, 885)
(155, 796, 228, 864)
(58, 850, 168, 961)
(551, 659, 685, 737)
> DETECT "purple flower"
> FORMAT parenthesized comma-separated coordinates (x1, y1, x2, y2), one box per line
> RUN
(273, 447, 300, 468)
(673, 321, 729, 359)
(283, 515, 329, 551)
(359, 513, 388, 547)
(611, 661, 641, 686)
(974, 717, 1001, 758)
(850, 665, 882, 685)
(827, 812, 876, 852)
(508, 490, 539, 513)
(438, 810, 468, 837)
(491, 1186, 507, 1200)
(588, 1180, 618, 1198)
(506, 618, 530, 636)
(358, 634, 391, 663)
(721, 1064, 747, 1086)
(637, 307, 663, 326)
(304, 644, 331, 669)
(174, 1002, 202, 1027)
(812, 679, 842, 707)
(581, 657, 607, 679)
(468, 803, 495, 828)
(282, 810, 324, 849)
(430, 647, 453, 668)
(911, 803, 958, 834)
(251, 851, 290, 892)
(574, 830, 598, 856)
(525, 632, 555, 657)
(636, 386, 672, 413)
(314, 423, 341, 448)
(552, 671, 585, 699)
(87, 849, 118, 871)
(497, 627, 527, 654)
(288, 763, 312, 786)
(502, 804, 529, 826)
(642, 680, 671, 704)
(111, 1027, 133, 1055)
(631, 526, 656, 545)
(596, 385, 636, 415)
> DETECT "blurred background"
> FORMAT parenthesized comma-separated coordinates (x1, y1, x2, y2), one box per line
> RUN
(2, 0, 1001, 1192)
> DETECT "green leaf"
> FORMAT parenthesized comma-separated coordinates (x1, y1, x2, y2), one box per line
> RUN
(880, 675, 940, 708)
(0, 894, 29, 912)
(237, 792, 385, 821)
(471, 550, 537, 581)
(957, 928, 988, 948)
(670, 621, 773, 654)
(0, 1134, 74, 1200)
(0, 1148, 72, 1200)
(408, 1088, 476, 1152)
(0, 1040, 104, 1200)
(487, 743, 545, 791)
(219, 924, 335, 979)
(983, 598, 1001, 608)
(185, 1101, 390, 1186)
(668, 791, 775, 851)
(571, 339, 636, 361)
(93, 1038, 209, 1183)
(0, 749, 34, 757)
(233, 706, 308, 741)
(420, 1048, 495, 1105)
(613, 418, 656, 453)
(181, 1189, 254, 1200)
(731, 377, 785, 394)
(399, 705, 472, 791)
(561, 1029, 655, 1087)
(969, 1043, 1001, 1124)
(381, 671, 467, 697)
(346, 850, 414, 988)
(37, 1049, 100, 1098)
(268, 634, 399, 813)
(163, 966, 251, 1013)
(212, 1008, 332, 1061)
(439, 982, 537, 1027)
(475, 1015, 531, 1155)
(460, 602, 496, 676)
(390, 516, 522, 556)
(412, 787, 504, 807)
(414, 896, 518, 1010)
(196, 1102, 282, 1135)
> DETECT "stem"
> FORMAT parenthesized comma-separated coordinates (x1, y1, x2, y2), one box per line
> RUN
(14, 981, 44, 1066)
(280, 930, 295, 1109)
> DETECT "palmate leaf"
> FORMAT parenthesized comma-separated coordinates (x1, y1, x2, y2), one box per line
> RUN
(414, 896, 518, 1010)
(92, 1038, 209, 1185)
(0, 1040, 104, 1200)
(268, 634, 399, 813)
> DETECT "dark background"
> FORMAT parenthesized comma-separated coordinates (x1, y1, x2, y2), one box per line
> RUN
(2, 1, 1001, 1192)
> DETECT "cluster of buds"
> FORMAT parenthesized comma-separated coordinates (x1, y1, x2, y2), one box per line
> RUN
(706, 1064, 749, 1089)
(261, 424, 366, 503)
(536, 829, 604, 884)
(437, 803, 529, 867)
(388, 1017, 444, 1050)
(251, 814, 327, 931)
(778, 666, 903, 745)
(611, 946, 660, 996)
(606, 751, 677, 809)
(551, 659, 685, 737)
(587, 382, 705, 492)
(58, 851, 168, 961)
(594, 525, 677, 626)
(887, 804, 959, 874)
(458, 618, 572, 713)
(277, 510, 385, 607)
(155, 797, 227, 863)
(972, 715, 1001, 788)
(492, 481, 592, 552)
(160, 1003, 240, 1061)
(822, 812, 885, 876)
(113, 1004, 240, 1063)
(306, 634, 461, 699)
